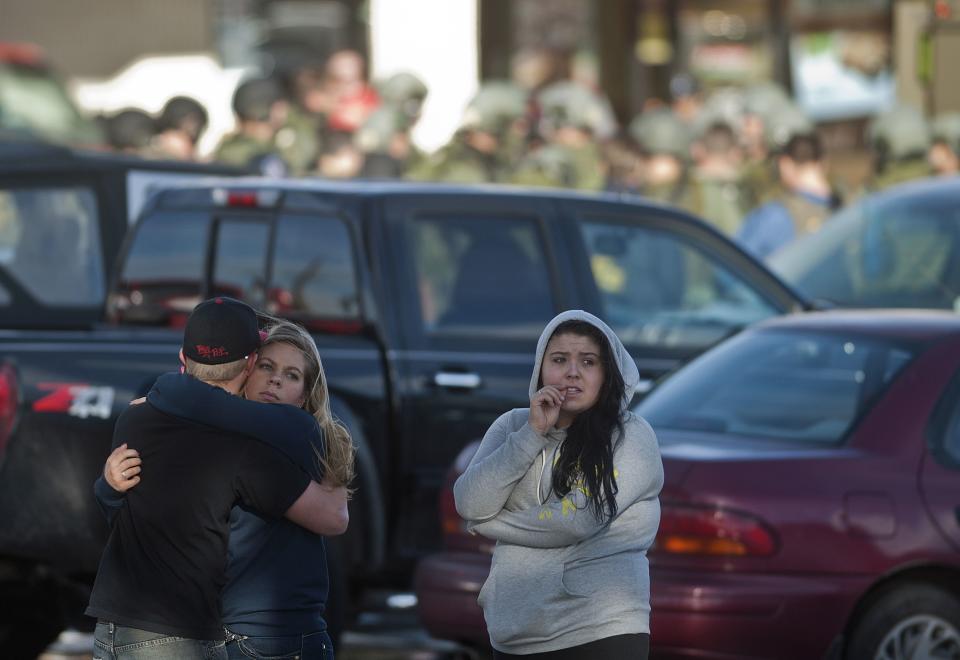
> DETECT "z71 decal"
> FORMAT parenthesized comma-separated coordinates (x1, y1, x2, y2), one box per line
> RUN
(33, 383, 115, 420)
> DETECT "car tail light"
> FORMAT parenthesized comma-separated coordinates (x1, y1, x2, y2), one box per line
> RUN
(0, 363, 20, 459)
(440, 482, 462, 537)
(439, 441, 491, 553)
(652, 503, 778, 557)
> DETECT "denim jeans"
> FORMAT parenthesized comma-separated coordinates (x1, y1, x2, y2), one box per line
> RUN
(93, 621, 227, 660)
(225, 628, 334, 660)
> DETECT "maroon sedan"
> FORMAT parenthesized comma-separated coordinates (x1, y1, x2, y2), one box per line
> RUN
(414, 310, 960, 660)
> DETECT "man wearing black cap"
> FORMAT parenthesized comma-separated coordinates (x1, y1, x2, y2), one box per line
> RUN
(86, 297, 347, 659)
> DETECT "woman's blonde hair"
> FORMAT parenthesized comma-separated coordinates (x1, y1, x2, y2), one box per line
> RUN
(258, 318, 356, 490)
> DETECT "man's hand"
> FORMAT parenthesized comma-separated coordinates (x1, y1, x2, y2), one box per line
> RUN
(104, 443, 142, 492)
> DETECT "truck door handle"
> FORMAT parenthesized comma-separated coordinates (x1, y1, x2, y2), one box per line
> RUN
(433, 372, 482, 389)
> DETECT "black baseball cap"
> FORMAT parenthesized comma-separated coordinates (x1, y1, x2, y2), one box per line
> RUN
(182, 297, 261, 365)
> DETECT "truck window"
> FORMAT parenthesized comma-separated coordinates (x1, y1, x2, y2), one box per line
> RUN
(407, 215, 554, 337)
(269, 214, 359, 321)
(0, 186, 104, 307)
(114, 210, 209, 323)
(212, 219, 270, 308)
(580, 219, 778, 349)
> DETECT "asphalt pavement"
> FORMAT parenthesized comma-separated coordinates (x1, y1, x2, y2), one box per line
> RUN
(38, 593, 488, 660)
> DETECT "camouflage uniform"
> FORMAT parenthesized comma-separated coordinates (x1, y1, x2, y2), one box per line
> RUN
(214, 78, 291, 176)
(274, 105, 323, 176)
(408, 81, 526, 184)
(628, 108, 691, 207)
(742, 102, 815, 208)
(510, 81, 613, 191)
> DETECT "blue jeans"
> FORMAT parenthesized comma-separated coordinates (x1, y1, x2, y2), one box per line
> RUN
(93, 621, 226, 659)
(224, 628, 333, 660)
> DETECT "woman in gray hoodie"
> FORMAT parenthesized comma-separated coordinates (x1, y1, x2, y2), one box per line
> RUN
(454, 310, 663, 659)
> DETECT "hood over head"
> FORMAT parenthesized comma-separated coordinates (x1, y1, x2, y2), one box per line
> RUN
(529, 310, 639, 411)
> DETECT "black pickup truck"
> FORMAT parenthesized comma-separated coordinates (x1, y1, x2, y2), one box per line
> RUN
(0, 177, 806, 655)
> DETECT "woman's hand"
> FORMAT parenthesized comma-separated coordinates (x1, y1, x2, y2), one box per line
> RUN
(104, 443, 142, 492)
(528, 386, 565, 436)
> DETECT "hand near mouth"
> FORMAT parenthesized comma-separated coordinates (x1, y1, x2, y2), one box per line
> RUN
(529, 385, 565, 435)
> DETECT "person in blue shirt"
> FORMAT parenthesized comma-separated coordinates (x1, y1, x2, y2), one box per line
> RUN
(736, 133, 840, 260)
(98, 319, 354, 659)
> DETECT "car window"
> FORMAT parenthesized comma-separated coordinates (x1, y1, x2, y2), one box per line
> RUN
(771, 194, 960, 309)
(928, 370, 960, 469)
(269, 214, 360, 321)
(579, 219, 779, 349)
(0, 186, 104, 306)
(637, 328, 915, 444)
(114, 210, 209, 321)
(938, 403, 960, 467)
(212, 219, 271, 308)
(407, 215, 555, 338)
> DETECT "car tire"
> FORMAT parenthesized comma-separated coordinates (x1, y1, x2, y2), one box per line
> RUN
(0, 578, 65, 660)
(846, 583, 960, 660)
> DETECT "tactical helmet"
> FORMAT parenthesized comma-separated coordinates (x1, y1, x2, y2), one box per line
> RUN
(376, 72, 428, 126)
(743, 82, 791, 123)
(105, 109, 156, 150)
(232, 77, 285, 122)
(536, 81, 617, 138)
(697, 86, 747, 132)
(376, 72, 428, 104)
(764, 103, 814, 152)
(628, 108, 689, 159)
(868, 105, 931, 160)
(461, 81, 528, 134)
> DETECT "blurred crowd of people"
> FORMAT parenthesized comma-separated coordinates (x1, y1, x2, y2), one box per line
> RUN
(98, 47, 960, 260)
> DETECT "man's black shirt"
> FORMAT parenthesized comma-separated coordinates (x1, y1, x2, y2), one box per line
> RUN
(85, 399, 311, 640)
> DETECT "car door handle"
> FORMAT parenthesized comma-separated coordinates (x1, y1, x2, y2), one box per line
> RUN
(433, 372, 482, 389)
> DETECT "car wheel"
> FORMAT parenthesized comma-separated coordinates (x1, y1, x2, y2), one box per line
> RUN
(846, 583, 960, 660)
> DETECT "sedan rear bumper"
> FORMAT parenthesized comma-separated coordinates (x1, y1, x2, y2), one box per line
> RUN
(415, 552, 868, 659)
(414, 551, 490, 648)
(650, 566, 867, 660)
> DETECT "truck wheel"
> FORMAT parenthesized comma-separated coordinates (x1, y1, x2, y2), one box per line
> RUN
(846, 583, 960, 660)
(0, 579, 65, 660)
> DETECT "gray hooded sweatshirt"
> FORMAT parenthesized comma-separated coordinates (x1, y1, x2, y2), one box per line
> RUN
(453, 310, 664, 655)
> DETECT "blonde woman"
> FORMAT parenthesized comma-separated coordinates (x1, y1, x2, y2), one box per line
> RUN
(97, 319, 354, 659)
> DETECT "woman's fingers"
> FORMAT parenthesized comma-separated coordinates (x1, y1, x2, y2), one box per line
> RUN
(536, 386, 565, 407)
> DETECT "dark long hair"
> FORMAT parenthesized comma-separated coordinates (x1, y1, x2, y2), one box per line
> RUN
(544, 320, 626, 524)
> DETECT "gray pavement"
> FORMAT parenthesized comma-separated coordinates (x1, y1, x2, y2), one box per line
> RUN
(38, 594, 488, 660)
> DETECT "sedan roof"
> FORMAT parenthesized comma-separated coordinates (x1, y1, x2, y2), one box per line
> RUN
(756, 309, 960, 342)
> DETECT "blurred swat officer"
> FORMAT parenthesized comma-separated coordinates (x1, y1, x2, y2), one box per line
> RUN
(355, 72, 429, 177)
(408, 81, 527, 184)
(868, 105, 931, 190)
(629, 108, 691, 207)
(214, 77, 290, 176)
(736, 132, 840, 259)
(511, 81, 613, 191)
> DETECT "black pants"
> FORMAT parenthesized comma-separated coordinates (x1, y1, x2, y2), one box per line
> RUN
(492, 633, 649, 660)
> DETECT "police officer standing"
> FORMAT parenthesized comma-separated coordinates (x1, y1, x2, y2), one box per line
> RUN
(214, 77, 291, 177)
(511, 81, 613, 191)
(407, 81, 527, 184)
(628, 108, 691, 207)
(736, 132, 840, 259)
(355, 72, 429, 177)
